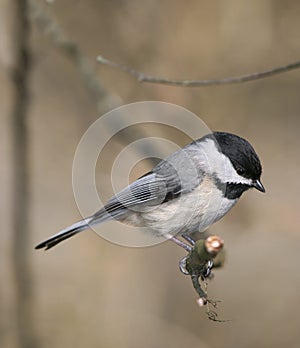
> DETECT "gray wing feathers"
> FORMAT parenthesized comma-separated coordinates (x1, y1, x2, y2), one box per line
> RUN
(93, 145, 205, 220)
(96, 173, 169, 219)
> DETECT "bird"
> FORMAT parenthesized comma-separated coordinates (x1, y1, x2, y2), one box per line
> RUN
(35, 131, 265, 251)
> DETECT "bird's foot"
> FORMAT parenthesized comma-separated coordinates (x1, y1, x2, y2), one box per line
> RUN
(179, 256, 189, 275)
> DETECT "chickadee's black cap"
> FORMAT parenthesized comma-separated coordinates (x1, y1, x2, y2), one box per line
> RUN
(213, 131, 263, 181)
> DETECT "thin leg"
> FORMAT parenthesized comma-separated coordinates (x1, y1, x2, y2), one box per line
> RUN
(170, 236, 192, 252)
(182, 234, 195, 246)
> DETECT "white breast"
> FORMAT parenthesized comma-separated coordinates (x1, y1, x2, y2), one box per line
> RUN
(120, 176, 237, 238)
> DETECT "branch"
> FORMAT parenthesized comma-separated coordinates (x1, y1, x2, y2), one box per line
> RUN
(179, 235, 227, 321)
(97, 55, 300, 87)
(185, 236, 224, 300)
(29, 1, 163, 162)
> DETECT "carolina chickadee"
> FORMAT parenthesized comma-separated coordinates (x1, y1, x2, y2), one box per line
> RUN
(35, 132, 265, 250)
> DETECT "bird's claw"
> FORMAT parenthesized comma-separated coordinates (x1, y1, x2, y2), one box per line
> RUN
(204, 259, 214, 278)
(179, 256, 189, 275)
(179, 256, 214, 278)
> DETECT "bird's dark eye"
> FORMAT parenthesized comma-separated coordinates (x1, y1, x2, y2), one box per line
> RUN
(237, 167, 245, 176)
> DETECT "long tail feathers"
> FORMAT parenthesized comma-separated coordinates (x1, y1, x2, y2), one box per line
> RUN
(35, 217, 93, 250)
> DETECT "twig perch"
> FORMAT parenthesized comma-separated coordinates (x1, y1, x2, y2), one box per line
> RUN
(97, 55, 300, 87)
(184, 236, 224, 301)
(179, 235, 226, 321)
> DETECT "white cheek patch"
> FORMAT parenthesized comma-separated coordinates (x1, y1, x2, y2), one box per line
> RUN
(200, 139, 253, 186)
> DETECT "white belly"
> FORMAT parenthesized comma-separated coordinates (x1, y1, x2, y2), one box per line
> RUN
(120, 177, 237, 238)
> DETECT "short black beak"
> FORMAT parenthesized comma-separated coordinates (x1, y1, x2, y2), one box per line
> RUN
(252, 179, 265, 193)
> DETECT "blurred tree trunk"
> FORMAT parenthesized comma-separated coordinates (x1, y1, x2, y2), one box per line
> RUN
(10, 0, 37, 347)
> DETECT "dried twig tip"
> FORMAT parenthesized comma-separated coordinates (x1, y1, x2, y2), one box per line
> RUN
(205, 235, 224, 254)
(196, 297, 208, 307)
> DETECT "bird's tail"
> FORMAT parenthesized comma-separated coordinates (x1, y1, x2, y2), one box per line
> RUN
(35, 218, 94, 250)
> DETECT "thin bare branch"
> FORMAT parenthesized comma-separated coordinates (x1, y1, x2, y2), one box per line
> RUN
(97, 55, 300, 87)
(29, 1, 163, 162)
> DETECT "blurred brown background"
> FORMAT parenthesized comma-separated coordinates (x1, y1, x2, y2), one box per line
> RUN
(1, 1, 300, 347)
